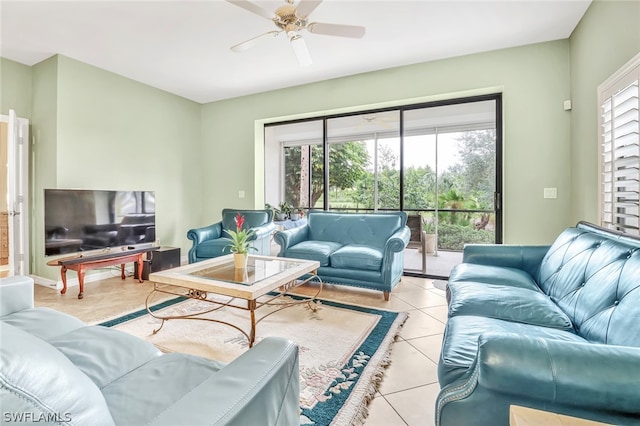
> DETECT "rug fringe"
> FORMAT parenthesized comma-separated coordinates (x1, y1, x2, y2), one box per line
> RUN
(335, 311, 409, 426)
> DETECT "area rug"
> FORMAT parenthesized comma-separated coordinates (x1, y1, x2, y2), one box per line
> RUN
(98, 294, 408, 426)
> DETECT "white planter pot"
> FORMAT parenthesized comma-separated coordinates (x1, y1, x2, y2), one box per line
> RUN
(423, 232, 437, 254)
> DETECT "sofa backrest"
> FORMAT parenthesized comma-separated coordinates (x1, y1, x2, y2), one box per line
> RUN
(537, 222, 640, 347)
(306, 211, 407, 247)
(222, 209, 273, 231)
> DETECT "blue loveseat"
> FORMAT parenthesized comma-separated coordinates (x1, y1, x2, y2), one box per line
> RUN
(188, 208, 275, 263)
(0, 276, 300, 426)
(436, 222, 640, 425)
(274, 210, 410, 300)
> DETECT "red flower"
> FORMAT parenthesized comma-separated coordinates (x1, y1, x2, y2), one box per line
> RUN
(227, 213, 256, 255)
(235, 213, 245, 231)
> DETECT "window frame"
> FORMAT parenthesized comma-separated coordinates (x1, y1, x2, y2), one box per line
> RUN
(598, 52, 640, 234)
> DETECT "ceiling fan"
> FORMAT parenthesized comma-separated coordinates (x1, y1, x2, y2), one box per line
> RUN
(226, 0, 366, 67)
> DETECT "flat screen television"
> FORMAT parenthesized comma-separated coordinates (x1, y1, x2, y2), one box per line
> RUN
(44, 189, 156, 256)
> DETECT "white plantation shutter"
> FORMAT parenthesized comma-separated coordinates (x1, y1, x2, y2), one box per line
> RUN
(599, 54, 640, 234)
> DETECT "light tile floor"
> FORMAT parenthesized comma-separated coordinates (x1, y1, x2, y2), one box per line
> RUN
(33, 272, 447, 426)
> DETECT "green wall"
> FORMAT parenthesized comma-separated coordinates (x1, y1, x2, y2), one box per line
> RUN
(29, 55, 202, 280)
(1, 0, 638, 281)
(202, 40, 572, 244)
(569, 0, 640, 225)
(0, 57, 33, 118)
(30, 56, 59, 278)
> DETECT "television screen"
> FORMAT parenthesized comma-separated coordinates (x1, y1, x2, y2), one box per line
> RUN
(44, 189, 156, 256)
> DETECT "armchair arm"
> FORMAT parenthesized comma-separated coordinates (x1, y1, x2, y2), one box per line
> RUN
(249, 222, 276, 241)
(147, 337, 299, 426)
(437, 333, 640, 426)
(186, 222, 223, 246)
(187, 222, 223, 263)
(476, 334, 640, 413)
(462, 244, 550, 278)
(0, 276, 35, 317)
(273, 226, 309, 255)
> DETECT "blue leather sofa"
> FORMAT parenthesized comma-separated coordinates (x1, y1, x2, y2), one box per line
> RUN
(0, 276, 300, 426)
(436, 222, 640, 425)
(274, 211, 410, 300)
(188, 208, 275, 263)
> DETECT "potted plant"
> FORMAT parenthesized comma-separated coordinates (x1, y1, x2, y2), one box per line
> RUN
(290, 208, 305, 221)
(421, 218, 437, 254)
(225, 213, 256, 269)
(276, 202, 292, 221)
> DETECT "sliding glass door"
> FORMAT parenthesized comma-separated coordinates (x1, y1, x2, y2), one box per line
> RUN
(326, 111, 400, 211)
(264, 95, 502, 278)
(402, 100, 499, 276)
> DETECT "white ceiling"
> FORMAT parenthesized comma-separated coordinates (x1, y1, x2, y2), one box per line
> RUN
(1, 0, 591, 104)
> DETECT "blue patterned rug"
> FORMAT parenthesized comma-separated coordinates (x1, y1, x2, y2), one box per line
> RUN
(100, 294, 407, 425)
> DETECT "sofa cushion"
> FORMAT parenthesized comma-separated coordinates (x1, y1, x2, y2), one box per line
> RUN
(49, 325, 162, 389)
(449, 263, 539, 291)
(196, 238, 233, 259)
(330, 244, 383, 271)
(536, 224, 640, 346)
(284, 240, 343, 266)
(447, 281, 574, 330)
(0, 322, 115, 426)
(438, 315, 587, 386)
(101, 353, 224, 426)
(307, 211, 404, 247)
(221, 209, 271, 231)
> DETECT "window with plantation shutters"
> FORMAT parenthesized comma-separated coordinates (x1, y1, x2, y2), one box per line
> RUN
(599, 54, 640, 235)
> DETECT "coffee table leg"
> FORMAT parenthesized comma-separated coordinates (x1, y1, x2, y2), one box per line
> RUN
(248, 299, 257, 348)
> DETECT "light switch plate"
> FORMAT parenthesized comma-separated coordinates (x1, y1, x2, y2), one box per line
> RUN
(543, 188, 557, 199)
(238, 190, 245, 199)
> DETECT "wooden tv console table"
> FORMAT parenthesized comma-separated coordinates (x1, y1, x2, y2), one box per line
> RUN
(47, 247, 157, 299)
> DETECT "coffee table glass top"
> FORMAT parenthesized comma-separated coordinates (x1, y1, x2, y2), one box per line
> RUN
(189, 256, 305, 286)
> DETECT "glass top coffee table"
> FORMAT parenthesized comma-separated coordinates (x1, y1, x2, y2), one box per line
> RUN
(147, 254, 322, 347)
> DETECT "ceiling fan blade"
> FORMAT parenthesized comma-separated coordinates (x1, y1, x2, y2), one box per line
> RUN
(289, 33, 312, 67)
(225, 0, 277, 20)
(231, 31, 281, 53)
(296, 0, 323, 18)
(307, 22, 365, 38)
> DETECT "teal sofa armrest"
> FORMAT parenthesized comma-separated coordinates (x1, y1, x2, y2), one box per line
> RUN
(147, 337, 299, 426)
(187, 222, 223, 263)
(462, 244, 550, 278)
(382, 226, 410, 274)
(437, 333, 640, 425)
(0, 275, 34, 317)
(274, 226, 309, 255)
(249, 221, 276, 240)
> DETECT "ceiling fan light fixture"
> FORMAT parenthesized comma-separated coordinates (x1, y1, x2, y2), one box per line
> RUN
(289, 32, 312, 67)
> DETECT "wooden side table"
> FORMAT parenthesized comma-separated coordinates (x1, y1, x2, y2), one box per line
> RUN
(47, 247, 155, 299)
(510, 405, 612, 426)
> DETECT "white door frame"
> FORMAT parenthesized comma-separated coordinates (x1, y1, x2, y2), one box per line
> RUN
(2, 111, 30, 276)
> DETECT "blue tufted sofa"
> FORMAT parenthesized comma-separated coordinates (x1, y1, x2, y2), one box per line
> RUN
(187, 208, 275, 263)
(0, 275, 300, 426)
(436, 222, 640, 425)
(274, 210, 410, 300)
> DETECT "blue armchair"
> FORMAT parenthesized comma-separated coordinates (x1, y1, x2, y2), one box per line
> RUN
(187, 209, 276, 263)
